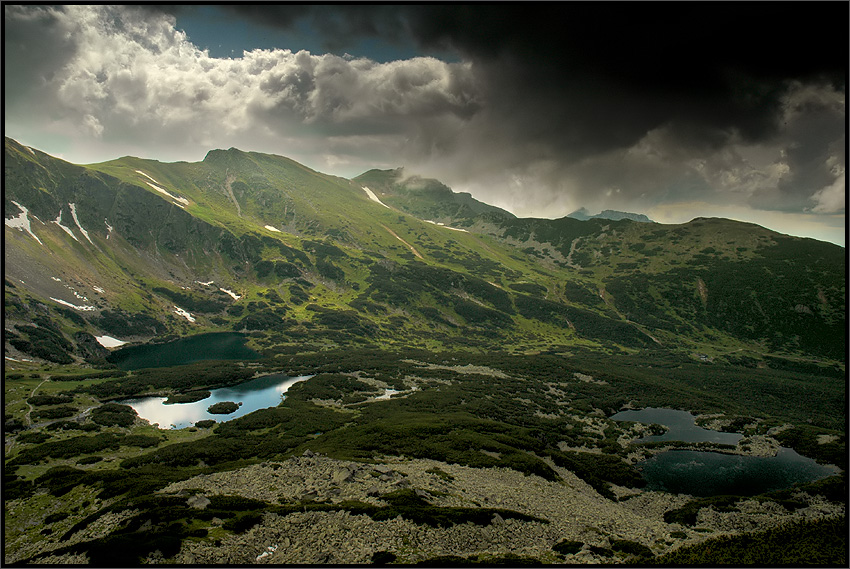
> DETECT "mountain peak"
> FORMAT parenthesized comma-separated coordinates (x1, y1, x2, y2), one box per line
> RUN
(568, 208, 653, 223)
(203, 147, 248, 162)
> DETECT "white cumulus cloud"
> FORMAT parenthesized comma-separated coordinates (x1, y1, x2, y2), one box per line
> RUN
(5, 5, 480, 168)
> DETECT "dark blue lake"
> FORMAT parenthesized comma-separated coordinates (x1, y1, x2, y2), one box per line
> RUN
(637, 448, 839, 497)
(611, 407, 839, 496)
(107, 332, 259, 370)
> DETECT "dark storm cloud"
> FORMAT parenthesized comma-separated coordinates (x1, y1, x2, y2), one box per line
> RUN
(213, 3, 845, 219)
(223, 3, 845, 151)
(3, 5, 77, 113)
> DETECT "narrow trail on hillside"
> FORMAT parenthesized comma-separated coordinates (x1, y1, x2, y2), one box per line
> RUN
(380, 224, 423, 259)
(24, 378, 49, 427)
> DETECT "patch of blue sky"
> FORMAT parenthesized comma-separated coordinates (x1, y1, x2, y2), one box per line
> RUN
(175, 6, 457, 63)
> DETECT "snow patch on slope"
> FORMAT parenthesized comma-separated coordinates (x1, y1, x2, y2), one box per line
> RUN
(96, 335, 127, 348)
(135, 170, 158, 183)
(5, 201, 44, 244)
(69, 203, 94, 244)
(70, 288, 89, 301)
(174, 306, 196, 322)
(264, 225, 281, 232)
(145, 181, 190, 205)
(220, 288, 241, 301)
(362, 186, 390, 209)
(50, 297, 96, 311)
(424, 220, 468, 232)
(53, 213, 80, 242)
(136, 171, 190, 206)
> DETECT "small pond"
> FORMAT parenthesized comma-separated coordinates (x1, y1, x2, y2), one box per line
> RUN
(107, 332, 259, 370)
(122, 373, 310, 429)
(611, 407, 839, 496)
(609, 407, 743, 444)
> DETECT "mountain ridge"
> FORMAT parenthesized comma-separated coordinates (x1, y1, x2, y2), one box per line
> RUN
(568, 207, 653, 223)
(4, 136, 846, 365)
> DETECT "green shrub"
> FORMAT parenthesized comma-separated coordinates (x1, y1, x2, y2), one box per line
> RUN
(92, 309, 164, 337)
(32, 406, 77, 421)
(610, 538, 653, 558)
(46, 421, 99, 432)
(9, 432, 158, 466)
(664, 495, 742, 526)
(77, 456, 103, 465)
(222, 512, 263, 533)
(152, 287, 227, 313)
(90, 403, 137, 427)
(28, 394, 73, 406)
(372, 551, 397, 564)
(45, 512, 69, 524)
(10, 325, 74, 363)
(654, 517, 846, 565)
(208, 401, 239, 415)
(17, 432, 51, 444)
(508, 282, 547, 296)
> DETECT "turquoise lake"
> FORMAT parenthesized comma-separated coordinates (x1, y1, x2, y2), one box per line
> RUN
(122, 373, 311, 429)
(107, 332, 259, 370)
(611, 407, 839, 496)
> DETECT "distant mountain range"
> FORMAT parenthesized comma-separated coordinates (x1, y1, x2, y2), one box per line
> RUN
(4, 136, 845, 365)
(567, 208, 653, 223)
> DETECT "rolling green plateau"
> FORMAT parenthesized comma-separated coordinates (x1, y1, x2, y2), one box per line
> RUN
(3, 137, 846, 565)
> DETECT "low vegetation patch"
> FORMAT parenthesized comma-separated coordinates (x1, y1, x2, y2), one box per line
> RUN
(207, 401, 239, 415)
(31, 405, 77, 421)
(552, 539, 583, 556)
(653, 517, 846, 565)
(664, 495, 743, 526)
(8, 433, 160, 468)
(27, 394, 74, 406)
(76, 361, 256, 399)
(90, 403, 138, 427)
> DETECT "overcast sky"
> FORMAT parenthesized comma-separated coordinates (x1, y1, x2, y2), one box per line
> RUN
(4, 4, 846, 245)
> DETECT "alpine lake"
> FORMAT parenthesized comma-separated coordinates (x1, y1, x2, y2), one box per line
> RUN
(610, 408, 839, 497)
(108, 332, 311, 429)
(108, 334, 838, 496)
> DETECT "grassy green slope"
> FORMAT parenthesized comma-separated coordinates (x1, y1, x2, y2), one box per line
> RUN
(5, 137, 846, 367)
